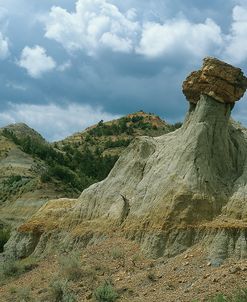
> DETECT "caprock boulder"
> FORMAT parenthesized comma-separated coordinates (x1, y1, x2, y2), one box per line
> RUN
(5, 57, 247, 264)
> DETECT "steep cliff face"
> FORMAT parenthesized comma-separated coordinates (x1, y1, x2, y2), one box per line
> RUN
(6, 58, 247, 263)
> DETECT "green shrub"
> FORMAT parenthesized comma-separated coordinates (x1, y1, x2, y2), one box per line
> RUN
(20, 257, 39, 272)
(7, 286, 32, 302)
(0, 257, 38, 278)
(208, 294, 227, 302)
(2, 129, 19, 144)
(0, 258, 21, 278)
(131, 116, 144, 123)
(58, 253, 83, 281)
(8, 287, 17, 294)
(232, 288, 247, 302)
(0, 227, 10, 252)
(49, 278, 76, 302)
(40, 172, 51, 182)
(16, 287, 32, 302)
(104, 139, 131, 149)
(110, 248, 124, 260)
(94, 281, 118, 302)
(3, 175, 22, 186)
(172, 122, 183, 130)
(199, 289, 247, 302)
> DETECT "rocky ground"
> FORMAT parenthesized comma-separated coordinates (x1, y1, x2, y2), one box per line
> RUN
(1, 237, 247, 302)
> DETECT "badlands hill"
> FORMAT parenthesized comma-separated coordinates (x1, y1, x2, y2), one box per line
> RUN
(0, 112, 172, 228)
(2, 57, 247, 302)
(56, 110, 174, 156)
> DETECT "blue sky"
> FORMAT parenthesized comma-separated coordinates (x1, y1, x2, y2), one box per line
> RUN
(0, 0, 247, 141)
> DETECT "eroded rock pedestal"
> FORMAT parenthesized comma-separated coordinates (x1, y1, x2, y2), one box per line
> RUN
(5, 58, 247, 264)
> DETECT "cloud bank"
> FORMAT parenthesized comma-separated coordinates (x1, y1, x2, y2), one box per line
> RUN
(0, 102, 120, 141)
(43, 0, 227, 61)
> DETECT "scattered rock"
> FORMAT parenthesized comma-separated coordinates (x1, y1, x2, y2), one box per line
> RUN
(86, 292, 92, 300)
(229, 266, 241, 274)
(210, 259, 223, 268)
(165, 284, 175, 291)
(37, 288, 48, 294)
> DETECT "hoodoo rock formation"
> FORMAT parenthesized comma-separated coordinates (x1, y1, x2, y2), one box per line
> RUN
(5, 58, 247, 265)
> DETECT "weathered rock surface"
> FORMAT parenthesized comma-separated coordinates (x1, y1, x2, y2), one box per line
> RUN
(5, 58, 247, 263)
(183, 57, 247, 104)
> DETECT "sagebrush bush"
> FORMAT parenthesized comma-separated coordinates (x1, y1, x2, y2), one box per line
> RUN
(20, 257, 39, 272)
(209, 294, 227, 302)
(15, 287, 32, 302)
(233, 288, 247, 302)
(49, 278, 77, 302)
(110, 248, 124, 260)
(0, 227, 10, 252)
(0, 257, 38, 279)
(7, 286, 32, 302)
(0, 258, 20, 278)
(198, 289, 247, 302)
(58, 253, 83, 281)
(94, 281, 118, 302)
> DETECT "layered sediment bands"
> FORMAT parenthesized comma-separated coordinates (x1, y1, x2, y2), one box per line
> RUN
(5, 58, 247, 262)
(183, 57, 247, 104)
(70, 96, 245, 227)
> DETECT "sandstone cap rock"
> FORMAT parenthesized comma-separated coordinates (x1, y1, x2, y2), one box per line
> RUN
(182, 57, 247, 104)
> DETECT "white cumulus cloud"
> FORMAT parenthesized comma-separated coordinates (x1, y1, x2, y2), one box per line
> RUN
(0, 102, 120, 141)
(43, 0, 227, 61)
(136, 18, 223, 58)
(18, 45, 56, 78)
(44, 0, 140, 55)
(223, 5, 247, 64)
